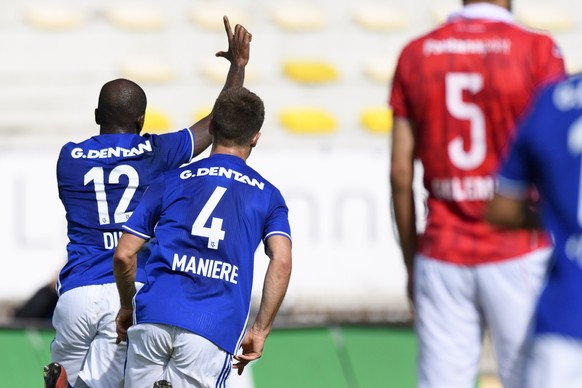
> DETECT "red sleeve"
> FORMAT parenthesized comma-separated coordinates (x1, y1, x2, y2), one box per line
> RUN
(532, 34, 566, 86)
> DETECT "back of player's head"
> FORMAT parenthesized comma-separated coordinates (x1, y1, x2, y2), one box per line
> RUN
(96, 78, 147, 129)
(211, 87, 265, 147)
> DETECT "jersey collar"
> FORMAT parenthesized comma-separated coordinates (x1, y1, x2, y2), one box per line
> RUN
(448, 3, 514, 24)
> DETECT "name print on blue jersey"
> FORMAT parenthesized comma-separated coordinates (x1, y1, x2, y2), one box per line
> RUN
(70, 140, 153, 159)
(180, 166, 264, 189)
(172, 253, 239, 284)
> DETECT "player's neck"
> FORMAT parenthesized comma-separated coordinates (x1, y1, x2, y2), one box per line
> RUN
(210, 145, 249, 161)
(99, 126, 140, 135)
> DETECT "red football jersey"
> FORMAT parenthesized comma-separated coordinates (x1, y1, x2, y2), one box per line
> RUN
(390, 14, 565, 264)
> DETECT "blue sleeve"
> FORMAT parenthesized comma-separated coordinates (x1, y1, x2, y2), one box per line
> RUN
(263, 189, 292, 243)
(147, 128, 195, 169)
(497, 93, 545, 198)
(122, 178, 166, 239)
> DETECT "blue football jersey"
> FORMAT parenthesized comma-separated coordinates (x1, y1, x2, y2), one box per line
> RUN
(498, 74, 582, 339)
(56, 129, 195, 294)
(122, 153, 291, 354)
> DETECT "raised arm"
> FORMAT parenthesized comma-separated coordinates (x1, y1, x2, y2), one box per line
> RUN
(390, 116, 417, 305)
(113, 232, 147, 343)
(233, 235, 292, 375)
(190, 15, 252, 156)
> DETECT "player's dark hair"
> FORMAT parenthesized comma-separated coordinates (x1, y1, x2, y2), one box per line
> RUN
(97, 79, 147, 127)
(211, 87, 265, 147)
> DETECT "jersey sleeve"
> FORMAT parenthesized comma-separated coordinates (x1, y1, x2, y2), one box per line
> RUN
(263, 189, 292, 244)
(148, 128, 195, 170)
(122, 178, 166, 240)
(496, 93, 544, 198)
(532, 34, 566, 87)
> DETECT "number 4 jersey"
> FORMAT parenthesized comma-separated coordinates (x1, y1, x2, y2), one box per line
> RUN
(389, 4, 565, 264)
(121, 153, 291, 354)
(56, 129, 195, 295)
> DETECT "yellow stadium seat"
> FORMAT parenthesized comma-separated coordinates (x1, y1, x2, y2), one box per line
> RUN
(143, 108, 172, 134)
(189, 6, 249, 30)
(106, 3, 166, 30)
(271, 4, 326, 31)
(119, 58, 176, 83)
(360, 107, 392, 134)
(515, 5, 573, 32)
(363, 57, 396, 84)
(25, 6, 86, 30)
(280, 108, 338, 134)
(352, 5, 409, 31)
(283, 60, 339, 84)
(194, 106, 213, 121)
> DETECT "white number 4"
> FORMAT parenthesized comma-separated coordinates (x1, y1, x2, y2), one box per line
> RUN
(191, 186, 227, 250)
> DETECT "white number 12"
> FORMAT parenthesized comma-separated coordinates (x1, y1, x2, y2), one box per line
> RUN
(191, 186, 227, 250)
(84, 165, 139, 225)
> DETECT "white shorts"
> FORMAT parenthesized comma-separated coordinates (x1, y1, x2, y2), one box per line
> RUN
(414, 248, 551, 388)
(524, 334, 582, 388)
(125, 323, 232, 388)
(51, 282, 141, 388)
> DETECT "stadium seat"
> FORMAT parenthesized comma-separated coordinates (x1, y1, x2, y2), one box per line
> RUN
(363, 57, 396, 84)
(143, 108, 172, 134)
(188, 5, 249, 30)
(515, 5, 573, 32)
(271, 4, 326, 31)
(200, 59, 258, 84)
(25, 5, 87, 30)
(352, 5, 409, 31)
(279, 108, 337, 134)
(431, 5, 460, 25)
(282, 60, 339, 84)
(119, 58, 176, 83)
(193, 106, 212, 121)
(106, 3, 166, 30)
(360, 107, 392, 135)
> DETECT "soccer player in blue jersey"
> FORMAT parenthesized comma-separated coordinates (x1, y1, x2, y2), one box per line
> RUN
(114, 87, 292, 388)
(50, 16, 252, 388)
(486, 74, 582, 388)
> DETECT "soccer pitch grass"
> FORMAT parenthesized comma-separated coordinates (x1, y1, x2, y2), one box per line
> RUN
(0, 325, 499, 387)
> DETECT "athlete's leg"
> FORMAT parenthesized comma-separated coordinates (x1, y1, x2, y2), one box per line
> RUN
(166, 328, 232, 388)
(124, 323, 171, 388)
(478, 248, 551, 388)
(524, 334, 582, 388)
(77, 283, 126, 388)
(415, 255, 483, 388)
(50, 287, 96, 387)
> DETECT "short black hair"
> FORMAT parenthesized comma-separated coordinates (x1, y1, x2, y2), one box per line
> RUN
(97, 79, 147, 127)
(211, 87, 265, 147)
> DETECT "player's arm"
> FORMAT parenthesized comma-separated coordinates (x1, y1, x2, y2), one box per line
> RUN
(113, 232, 147, 343)
(189, 16, 252, 157)
(486, 192, 541, 229)
(390, 116, 417, 303)
(233, 235, 292, 375)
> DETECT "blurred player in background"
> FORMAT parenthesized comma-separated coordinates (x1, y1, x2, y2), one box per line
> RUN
(50, 16, 251, 388)
(114, 87, 292, 387)
(388, 0, 565, 387)
(487, 74, 582, 388)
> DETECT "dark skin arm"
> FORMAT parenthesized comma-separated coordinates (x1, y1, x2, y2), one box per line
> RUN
(390, 116, 417, 307)
(113, 232, 147, 344)
(486, 193, 542, 229)
(233, 235, 292, 375)
(190, 16, 252, 157)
